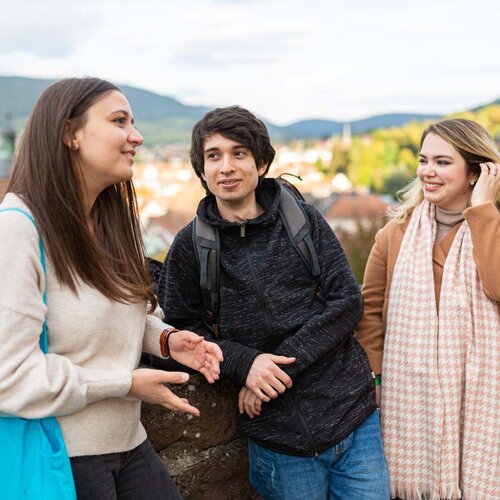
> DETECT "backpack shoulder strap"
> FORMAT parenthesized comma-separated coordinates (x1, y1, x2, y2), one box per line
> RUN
(192, 216, 220, 336)
(278, 188, 321, 278)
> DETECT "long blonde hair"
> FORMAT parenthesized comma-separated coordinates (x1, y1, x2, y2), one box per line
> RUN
(391, 118, 500, 222)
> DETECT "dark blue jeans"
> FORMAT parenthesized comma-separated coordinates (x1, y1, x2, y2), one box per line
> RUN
(249, 409, 390, 500)
(70, 439, 182, 500)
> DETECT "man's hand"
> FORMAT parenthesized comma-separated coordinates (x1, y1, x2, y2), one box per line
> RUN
(238, 386, 263, 418)
(169, 330, 224, 383)
(245, 353, 296, 402)
(128, 368, 200, 416)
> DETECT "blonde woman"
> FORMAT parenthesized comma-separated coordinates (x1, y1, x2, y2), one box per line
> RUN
(356, 118, 500, 499)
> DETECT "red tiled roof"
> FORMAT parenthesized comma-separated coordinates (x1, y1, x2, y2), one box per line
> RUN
(326, 193, 389, 219)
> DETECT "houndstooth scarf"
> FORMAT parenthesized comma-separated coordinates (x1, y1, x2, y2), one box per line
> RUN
(382, 200, 500, 500)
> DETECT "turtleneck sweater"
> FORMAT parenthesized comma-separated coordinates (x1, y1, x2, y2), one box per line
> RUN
(435, 205, 465, 242)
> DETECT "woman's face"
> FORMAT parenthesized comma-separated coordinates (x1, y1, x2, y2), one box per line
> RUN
(73, 90, 143, 197)
(417, 133, 476, 212)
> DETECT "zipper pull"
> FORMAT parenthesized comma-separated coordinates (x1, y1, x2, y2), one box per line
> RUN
(240, 222, 246, 237)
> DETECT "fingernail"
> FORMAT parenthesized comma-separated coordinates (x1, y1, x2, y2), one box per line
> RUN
(180, 373, 189, 382)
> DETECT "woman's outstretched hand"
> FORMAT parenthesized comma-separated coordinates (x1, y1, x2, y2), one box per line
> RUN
(168, 330, 224, 384)
(129, 368, 200, 416)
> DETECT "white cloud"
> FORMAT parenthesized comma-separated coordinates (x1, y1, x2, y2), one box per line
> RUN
(174, 19, 309, 66)
(0, 4, 99, 58)
(175, 35, 300, 65)
(0, 0, 498, 123)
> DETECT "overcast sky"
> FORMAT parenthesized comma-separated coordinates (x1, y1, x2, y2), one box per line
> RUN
(1, 0, 499, 125)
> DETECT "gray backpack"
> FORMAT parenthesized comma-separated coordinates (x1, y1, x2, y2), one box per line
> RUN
(192, 179, 321, 336)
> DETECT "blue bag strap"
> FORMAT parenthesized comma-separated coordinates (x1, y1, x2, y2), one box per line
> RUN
(0, 207, 48, 353)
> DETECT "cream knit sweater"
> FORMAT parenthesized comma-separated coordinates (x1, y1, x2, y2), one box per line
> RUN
(0, 193, 167, 457)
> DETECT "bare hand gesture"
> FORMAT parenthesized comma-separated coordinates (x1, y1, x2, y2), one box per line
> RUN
(245, 353, 295, 402)
(128, 368, 200, 416)
(238, 386, 263, 418)
(471, 162, 500, 207)
(169, 330, 224, 384)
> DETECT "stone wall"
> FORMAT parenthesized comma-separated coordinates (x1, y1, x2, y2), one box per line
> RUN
(141, 374, 260, 499)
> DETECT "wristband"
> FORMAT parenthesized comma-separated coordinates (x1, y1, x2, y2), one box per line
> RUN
(374, 375, 381, 386)
(160, 327, 179, 358)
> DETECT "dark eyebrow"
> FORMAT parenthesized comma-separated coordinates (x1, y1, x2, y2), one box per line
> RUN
(110, 109, 135, 124)
(204, 143, 249, 153)
(204, 147, 220, 154)
(419, 154, 453, 160)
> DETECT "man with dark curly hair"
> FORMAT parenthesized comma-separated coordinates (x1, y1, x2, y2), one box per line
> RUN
(158, 106, 389, 500)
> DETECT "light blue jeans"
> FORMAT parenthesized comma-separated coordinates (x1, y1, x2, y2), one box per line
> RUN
(248, 409, 389, 500)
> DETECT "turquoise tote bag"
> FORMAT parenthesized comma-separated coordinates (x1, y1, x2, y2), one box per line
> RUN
(0, 208, 76, 499)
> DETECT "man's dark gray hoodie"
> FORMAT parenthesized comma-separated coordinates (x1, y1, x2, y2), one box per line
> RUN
(158, 179, 376, 456)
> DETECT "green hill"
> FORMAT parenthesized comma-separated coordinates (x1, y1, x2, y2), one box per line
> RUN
(0, 76, 211, 144)
(0, 75, 497, 145)
(0, 76, 57, 121)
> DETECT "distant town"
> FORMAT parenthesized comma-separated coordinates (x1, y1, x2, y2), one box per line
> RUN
(2, 102, 499, 281)
(132, 125, 395, 282)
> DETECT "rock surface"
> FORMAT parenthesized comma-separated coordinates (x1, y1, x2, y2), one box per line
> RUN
(142, 374, 260, 499)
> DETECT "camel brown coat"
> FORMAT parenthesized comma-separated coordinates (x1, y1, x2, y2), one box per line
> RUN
(355, 202, 500, 375)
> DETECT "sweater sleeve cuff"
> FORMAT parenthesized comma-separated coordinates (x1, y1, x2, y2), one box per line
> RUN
(220, 342, 262, 386)
(142, 313, 165, 358)
(74, 367, 132, 405)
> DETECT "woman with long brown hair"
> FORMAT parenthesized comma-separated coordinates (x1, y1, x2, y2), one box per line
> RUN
(356, 118, 500, 499)
(0, 77, 222, 499)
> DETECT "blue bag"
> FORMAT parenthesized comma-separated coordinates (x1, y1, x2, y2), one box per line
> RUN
(0, 208, 76, 500)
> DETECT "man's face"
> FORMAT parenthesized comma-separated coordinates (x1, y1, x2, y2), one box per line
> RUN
(202, 133, 267, 212)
